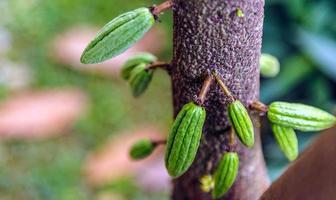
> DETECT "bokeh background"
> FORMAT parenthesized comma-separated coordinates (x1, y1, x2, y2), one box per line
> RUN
(0, 0, 335, 199)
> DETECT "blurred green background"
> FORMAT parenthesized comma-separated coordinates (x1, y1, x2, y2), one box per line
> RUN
(0, 0, 335, 199)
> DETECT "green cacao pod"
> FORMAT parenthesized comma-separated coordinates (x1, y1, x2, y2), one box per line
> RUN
(128, 63, 153, 97)
(121, 53, 157, 80)
(228, 100, 254, 148)
(165, 102, 206, 178)
(212, 152, 239, 199)
(260, 53, 280, 78)
(129, 139, 154, 160)
(81, 8, 155, 64)
(268, 102, 336, 131)
(272, 124, 298, 161)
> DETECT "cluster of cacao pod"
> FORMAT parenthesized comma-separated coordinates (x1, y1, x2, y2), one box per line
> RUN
(79, 4, 336, 200)
(199, 99, 252, 199)
(121, 53, 157, 97)
(267, 101, 336, 161)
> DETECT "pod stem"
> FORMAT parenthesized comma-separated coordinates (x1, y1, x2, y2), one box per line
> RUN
(250, 101, 268, 115)
(212, 71, 235, 103)
(151, 0, 173, 16)
(229, 128, 235, 150)
(146, 61, 171, 71)
(198, 75, 214, 105)
(152, 139, 167, 147)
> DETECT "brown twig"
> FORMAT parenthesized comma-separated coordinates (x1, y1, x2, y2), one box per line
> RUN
(198, 75, 214, 105)
(212, 71, 235, 103)
(146, 61, 170, 71)
(229, 128, 235, 150)
(152, 139, 167, 146)
(250, 101, 268, 115)
(151, 0, 173, 16)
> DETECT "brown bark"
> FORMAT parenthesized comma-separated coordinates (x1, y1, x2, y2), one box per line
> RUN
(170, 0, 269, 199)
(261, 126, 336, 200)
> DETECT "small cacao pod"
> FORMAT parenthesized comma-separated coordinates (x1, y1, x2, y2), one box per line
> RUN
(128, 63, 153, 97)
(121, 53, 157, 80)
(272, 124, 298, 161)
(81, 8, 155, 64)
(260, 53, 280, 78)
(129, 139, 154, 160)
(228, 100, 254, 148)
(212, 152, 239, 199)
(165, 102, 206, 178)
(268, 101, 336, 131)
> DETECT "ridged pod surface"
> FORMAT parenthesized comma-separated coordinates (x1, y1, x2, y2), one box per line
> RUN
(121, 53, 157, 80)
(165, 102, 206, 178)
(80, 8, 155, 64)
(129, 139, 154, 160)
(272, 124, 298, 161)
(228, 100, 255, 148)
(212, 152, 239, 199)
(268, 102, 336, 131)
(128, 63, 153, 97)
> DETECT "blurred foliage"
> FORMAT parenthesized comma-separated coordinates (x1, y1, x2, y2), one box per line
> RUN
(0, 0, 335, 199)
(1, 0, 172, 199)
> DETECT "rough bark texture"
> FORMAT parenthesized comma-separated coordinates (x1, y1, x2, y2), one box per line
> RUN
(170, 0, 269, 199)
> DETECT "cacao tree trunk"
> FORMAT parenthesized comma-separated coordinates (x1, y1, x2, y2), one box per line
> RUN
(170, 0, 269, 199)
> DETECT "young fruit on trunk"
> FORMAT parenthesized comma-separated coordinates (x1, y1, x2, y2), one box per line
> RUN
(228, 100, 255, 148)
(268, 102, 336, 132)
(212, 152, 239, 199)
(271, 124, 298, 161)
(81, 8, 155, 64)
(165, 102, 206, 178)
